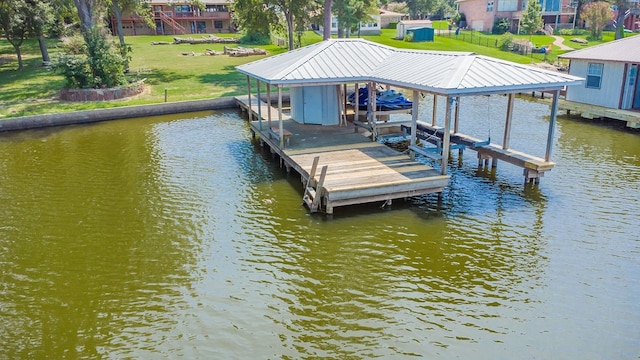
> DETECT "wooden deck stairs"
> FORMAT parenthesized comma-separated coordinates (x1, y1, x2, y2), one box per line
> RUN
(302, 157, 328, 212)
(158, 12, 186, 34)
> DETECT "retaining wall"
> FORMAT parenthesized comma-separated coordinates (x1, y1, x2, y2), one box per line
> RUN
(60, 83, 146, 102)
(0, 97, 237, 132)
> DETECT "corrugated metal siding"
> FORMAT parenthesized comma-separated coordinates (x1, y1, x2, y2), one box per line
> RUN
(566, 60, 625, 108)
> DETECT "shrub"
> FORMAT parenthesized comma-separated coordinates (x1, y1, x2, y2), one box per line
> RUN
(240, 31, 271, 45)
(498, 31, 515, 50)
(52, 55, 92, 89)
(61, 35, 86, 55)
(53, 26, 128, 89)
(492, 18, 510, 34)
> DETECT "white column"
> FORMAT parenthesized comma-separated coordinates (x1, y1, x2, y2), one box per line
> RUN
(256, 79, 262, 130)
(545, 90, 560, 162)
(503, 93, 515, 149)
(278, 85, 284, 148)
(410, 90, 419, 160)
(246, 75, 252, 122)
(441, 96, 453, 175)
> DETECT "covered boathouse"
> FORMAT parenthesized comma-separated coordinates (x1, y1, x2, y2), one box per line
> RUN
(235, 39, 582, 214)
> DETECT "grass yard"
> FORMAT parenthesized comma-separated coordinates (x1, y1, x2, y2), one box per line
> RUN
(0, 28, 630, 119)
(0, 32, 322, 118)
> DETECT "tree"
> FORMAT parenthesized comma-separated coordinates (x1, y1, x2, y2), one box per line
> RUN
(611, 0, 627, 39)
(404, 0, 431, 19)
(581, 1, 613, 40)
(232, 0, 279, 42)
(520, 0, 543, 38)
(53, 0, 128, 88)
(323, 0, 332, 40)
(24, 0, 55, 65)
(272, 0, 315, 49)
(0, 0, 29, 70)
(72, 0, 95, 35)
(332, 0, 377, 37)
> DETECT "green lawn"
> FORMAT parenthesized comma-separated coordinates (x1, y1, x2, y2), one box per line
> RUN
(0, 29, 630, 119)
(0, 32, 322, 118)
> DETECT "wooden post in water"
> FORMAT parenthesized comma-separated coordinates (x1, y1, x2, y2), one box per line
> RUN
(246, 76, 252, 122)
(266, 84, 272, 129)
(546, 90, 560, 162)
(256, 79, 262, 130)
(454, 96, 462, 157)
(278, 85, 284, 148)
(503, 93, 515, 150)
(441, 97, 453, 175)
(432, 94, 438, 126)
(410, 90, 419, 160)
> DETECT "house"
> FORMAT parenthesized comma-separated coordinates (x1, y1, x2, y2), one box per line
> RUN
(319, 12, 383, 36)
(396, 20, 433, 39)
(379, 9, 407, 28)
(559, 35, 640, 110)
(456, 0, 577, 33)
(111, 0, 234, 36)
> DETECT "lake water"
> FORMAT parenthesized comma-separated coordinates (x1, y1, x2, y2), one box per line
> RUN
(0, 96, 638, 359)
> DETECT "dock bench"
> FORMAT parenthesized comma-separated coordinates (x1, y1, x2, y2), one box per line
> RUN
(269, 126, 293, 147)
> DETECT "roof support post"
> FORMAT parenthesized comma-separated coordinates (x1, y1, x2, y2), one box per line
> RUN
(246, 75, 252, 122)
(256, 79, 262, 130)
(432, 94, 438, 126)
(354, 83, 359, 131)
(266, 83, 272, 129)
(503, 93, 515, 150)
(371, 81, 377, 140)
(545, 90, 560, 162)
(441, 96, 453, 175)
(410, 90, 419, 160)
(453, 96, 460, 133)
(278, 85, 284, 148)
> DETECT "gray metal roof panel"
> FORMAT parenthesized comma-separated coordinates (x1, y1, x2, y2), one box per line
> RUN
(559, 35, 640, 62)
(236, 38, 583, 94)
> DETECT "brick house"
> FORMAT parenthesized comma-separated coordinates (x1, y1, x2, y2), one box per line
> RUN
(111, 0, 234, 36)
(456, 0, 577, 33)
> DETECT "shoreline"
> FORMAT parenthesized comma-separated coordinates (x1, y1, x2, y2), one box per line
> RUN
(0, 97, 237, 133)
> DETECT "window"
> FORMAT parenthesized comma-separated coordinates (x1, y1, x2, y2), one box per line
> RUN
(487, 1, 494, 11)
(498, 0, 518, 11)
(586, 63, 604, 89)
(206, 5, 229, 12)
(214, 21, 223, 29)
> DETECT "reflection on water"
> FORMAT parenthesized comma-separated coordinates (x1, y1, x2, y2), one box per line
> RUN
(0, 101, 638, 359)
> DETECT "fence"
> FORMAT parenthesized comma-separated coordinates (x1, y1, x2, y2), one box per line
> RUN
(434, 29, 564, 63)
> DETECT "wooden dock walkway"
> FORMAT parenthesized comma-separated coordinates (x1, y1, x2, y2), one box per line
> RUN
(533, 94, 640, 129)
(402, 122, 555, 183)
(235, 96, 449, 214)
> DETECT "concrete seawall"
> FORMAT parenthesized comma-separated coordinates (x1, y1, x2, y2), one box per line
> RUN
(0, 97, 237, 132)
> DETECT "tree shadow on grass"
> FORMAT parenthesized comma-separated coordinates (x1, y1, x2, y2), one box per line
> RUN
(141, 69, 192, 85)
(197, 65, 247, 97)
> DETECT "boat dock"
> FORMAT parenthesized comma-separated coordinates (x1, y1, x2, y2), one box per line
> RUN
(236, 96, 449, 214)
(401, 122, 555, 183)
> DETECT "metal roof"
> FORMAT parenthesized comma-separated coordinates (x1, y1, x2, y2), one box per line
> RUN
(236, 39, 583, 96)
(559, 35, 640, 63)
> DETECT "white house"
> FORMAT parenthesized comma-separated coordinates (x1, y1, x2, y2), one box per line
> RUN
(321, 14, 382, 36)
(560, 35, 640, 110)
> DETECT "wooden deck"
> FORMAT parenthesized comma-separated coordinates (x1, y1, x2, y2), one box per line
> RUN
(402, 122, 555, 183)
(235, 96, 450, 214)
(533, 95, 640, 129)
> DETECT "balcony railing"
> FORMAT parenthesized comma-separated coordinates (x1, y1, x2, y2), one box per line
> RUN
(153, 10, 230, 19)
